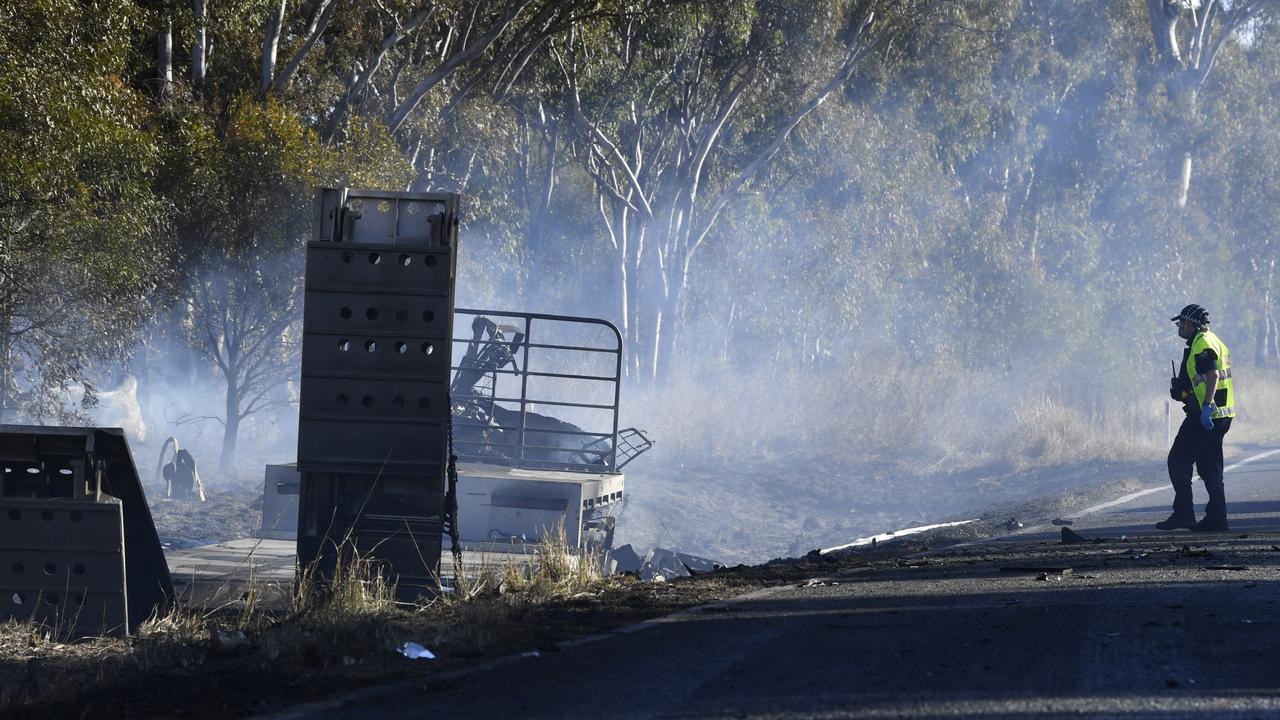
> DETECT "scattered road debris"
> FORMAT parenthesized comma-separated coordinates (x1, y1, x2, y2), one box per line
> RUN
(607, 544, 643, 574)
(638, 548, 691, 582)
(1000, 565, 1073, 575)
(1060, 527, 1090, 544)
(1177, 546, 1214, 558)
(629, 547, 725, 582)
(675, 552, 722, 575)
(801, 578, 839, 588)
(398, 642, 436, 660)
(208, 628, 249, 656)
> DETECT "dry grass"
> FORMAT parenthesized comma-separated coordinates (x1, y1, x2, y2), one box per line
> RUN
(1225, 367, 1280, 445)
(421, 527, 614, 649)
(2, 526, 613, 716)
(636, 360, 1172, 472)
(497, 523, 607, 598)
(290, 542, 398, 620)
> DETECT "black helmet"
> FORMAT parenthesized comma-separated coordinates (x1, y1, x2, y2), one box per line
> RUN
(1171, 304, 1210, 328)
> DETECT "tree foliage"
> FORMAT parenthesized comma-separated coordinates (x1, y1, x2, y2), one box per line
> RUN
(3, 0, 1280, 470)
(0, 0, 169, 421)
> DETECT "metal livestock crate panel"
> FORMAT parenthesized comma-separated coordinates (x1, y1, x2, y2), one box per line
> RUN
(303, 244, 455, 293)
(296, 471, 444, 602)
(299, 188, 458, 596)
(0, 497, 129, 636)
(313, 189, 458, 246)
(298, 376, 448, 415)
(350, 536, 442, 600)
(297, 421, 446, 475)
(297, 473, 441, 552)
(0, 425, 173, 634)
(257, 464, 300, 540)
(302, 290, 451, 337)
(298, 243, 456, 474)
(298, 333, 452, 379)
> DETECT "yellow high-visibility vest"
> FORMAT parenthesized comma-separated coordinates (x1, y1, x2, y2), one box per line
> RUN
(1187, 330, 1236, 419)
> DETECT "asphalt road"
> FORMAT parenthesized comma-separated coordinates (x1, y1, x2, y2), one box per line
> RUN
(1008, 441, 1280, 543)
(280, 445, 1280, 720)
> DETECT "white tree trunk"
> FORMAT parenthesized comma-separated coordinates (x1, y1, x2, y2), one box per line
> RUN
(158, 22, 173, 98)
(192, 0, 207, 85)
(274, 0, 337, 91)
(260, 0, 286, 93)
(1177, 152, 1192, 208)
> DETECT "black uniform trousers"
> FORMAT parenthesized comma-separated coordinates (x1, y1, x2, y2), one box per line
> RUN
(1166, 413, 1232, 520)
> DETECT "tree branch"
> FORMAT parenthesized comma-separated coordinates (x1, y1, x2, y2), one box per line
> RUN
(274, 0, 339, 91)
(324, 3, 436, 140)
(385, 1, 534, 134)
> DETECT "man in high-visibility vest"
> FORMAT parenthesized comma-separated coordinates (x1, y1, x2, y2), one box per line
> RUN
(1159, 304, 1236, 532)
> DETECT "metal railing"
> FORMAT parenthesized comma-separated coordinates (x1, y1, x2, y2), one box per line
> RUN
(450, 309, 625, 473)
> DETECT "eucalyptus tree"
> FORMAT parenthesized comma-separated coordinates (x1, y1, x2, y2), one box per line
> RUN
(160, 95, 412, 474)
(0, 0, 170, 422)
(1142, 0, 1280, 206)
(541, 0, 932, 380)
(259, 1, 599, 150)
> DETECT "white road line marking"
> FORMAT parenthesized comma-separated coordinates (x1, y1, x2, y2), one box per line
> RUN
(1077, 446, 1280, 518)
(819, 519, 978, 555)
(831, 447, 1280, 553)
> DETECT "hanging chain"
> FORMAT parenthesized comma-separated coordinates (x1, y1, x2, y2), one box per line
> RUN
(444, 392, 462, 569)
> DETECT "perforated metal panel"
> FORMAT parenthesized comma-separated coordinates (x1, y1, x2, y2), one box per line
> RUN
(0, 498, 129, 636)
(296, 188, 458, 601)
(0, 425, 173, 635)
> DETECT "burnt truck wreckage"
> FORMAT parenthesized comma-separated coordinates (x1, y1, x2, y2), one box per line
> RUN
(293, 184, 650, 594)
(293, 187, 652, 598)
(0, 186, 654, 632)
(258, 308, 654, 577)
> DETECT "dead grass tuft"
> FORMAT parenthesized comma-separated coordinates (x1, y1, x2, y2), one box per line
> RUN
(290, 543, 398, 621)
(497, 523, 607, 599)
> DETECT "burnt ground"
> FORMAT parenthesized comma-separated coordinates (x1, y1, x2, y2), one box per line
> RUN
(615, 454, 1165, 563)
(306, 535, 1280, 720)
(0, 471, 1180, 720)
(150, 488, 263, 550)
(5, 442, 1275, 719)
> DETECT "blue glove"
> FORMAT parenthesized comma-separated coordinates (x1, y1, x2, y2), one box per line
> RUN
(1200, 403, 1215, 431)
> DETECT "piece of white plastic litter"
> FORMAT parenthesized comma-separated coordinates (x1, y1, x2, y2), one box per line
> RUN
(399, 642, 436, 660)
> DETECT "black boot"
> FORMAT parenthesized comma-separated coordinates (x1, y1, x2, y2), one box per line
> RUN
(1192, 516, 1229, 532)
(1155, 513, 1197, 531)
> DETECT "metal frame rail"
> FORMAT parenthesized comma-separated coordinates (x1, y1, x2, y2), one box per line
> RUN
(451, 309, 623, 474)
